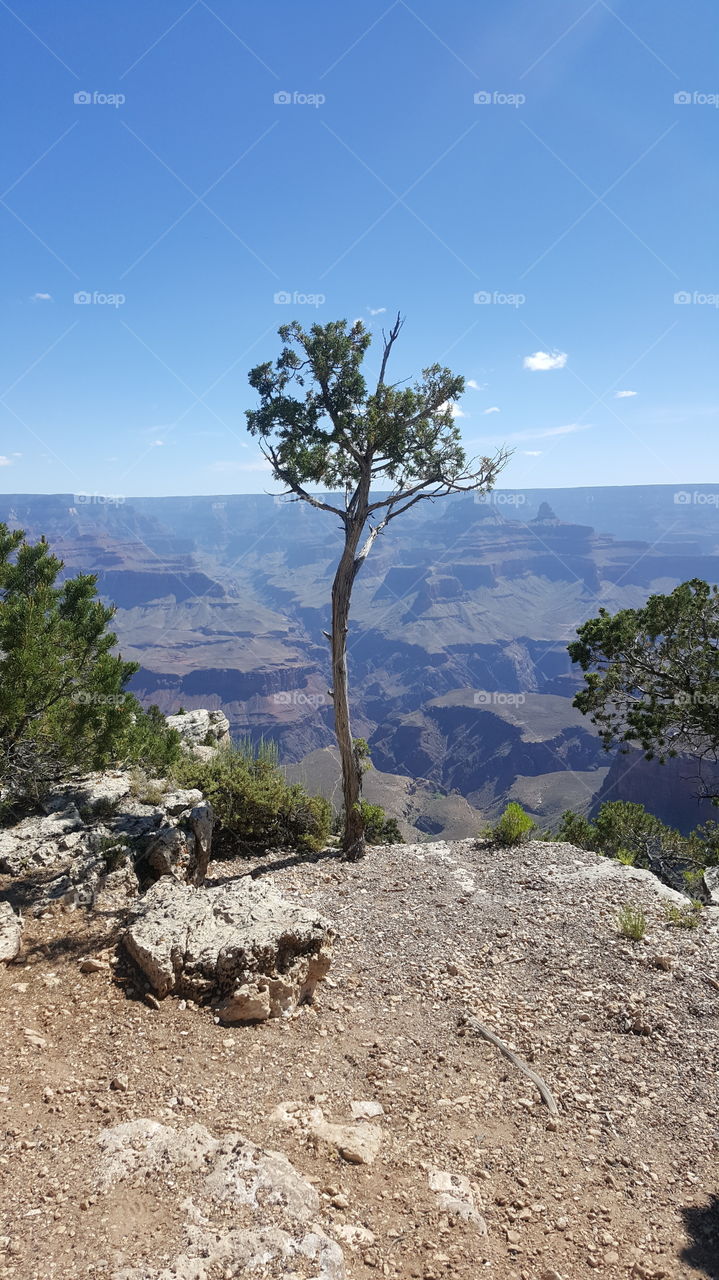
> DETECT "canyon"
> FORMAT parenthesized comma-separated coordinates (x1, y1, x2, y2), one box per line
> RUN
(2, 485, 718, 831)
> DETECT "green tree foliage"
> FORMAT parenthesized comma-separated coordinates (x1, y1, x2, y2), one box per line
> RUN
(174, 739, 332, 855)
(247, 316, 509, 858)
(491, 802, 535, 847)
(357, 802, 403, 845)
(555, 800, 719, 876)
(0, 524, 180, 798)
(568, 579, 719, 768)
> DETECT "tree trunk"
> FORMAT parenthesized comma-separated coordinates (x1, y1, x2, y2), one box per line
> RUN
(331, 545, 365, 860)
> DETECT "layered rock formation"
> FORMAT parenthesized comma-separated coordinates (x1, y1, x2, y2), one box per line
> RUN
(3, 487, 718, 828)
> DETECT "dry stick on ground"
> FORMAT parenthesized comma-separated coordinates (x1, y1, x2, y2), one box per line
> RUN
(463, 1015, 559, 1116)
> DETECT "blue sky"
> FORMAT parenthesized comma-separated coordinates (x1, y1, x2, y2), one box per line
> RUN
(1, 0, 717, 497)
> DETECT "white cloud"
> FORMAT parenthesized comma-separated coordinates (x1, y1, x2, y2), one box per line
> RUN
(482, 406, 501, 415)
(11, 452, 22, 458)
(439, 401, 466, 418)
(523, 350, 567, 372)
(0, 456, 12, 467)
(465, 379, 485, 390)
(522, 450, 542, 456)
(367, 306, 386, 316)
(614, 389, 637, 398)
(151, 439, 164, 447)
(30, 292, 52, 301)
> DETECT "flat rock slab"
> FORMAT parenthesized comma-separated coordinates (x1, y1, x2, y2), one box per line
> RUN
(122, 876, 335, 1018)
(97, 1119, 345, 1280)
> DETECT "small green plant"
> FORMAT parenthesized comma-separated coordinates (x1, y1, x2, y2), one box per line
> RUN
(356, 802, 403, 845)
(177, 706, 186, 715)
(491, 802, 535, 848)
(663, 902, 701, 930)
(617, 904, 647, 941)
(616, 847, 636, 866)
(138, 782, 166, 807)
(95, 833, 131, 871)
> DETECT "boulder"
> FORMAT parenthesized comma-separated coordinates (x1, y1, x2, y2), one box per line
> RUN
(122, 876, 334, 1017)
(0, 805, 85, 876)
(0, 902, 22, 962)
(97, 1119, 345, 1280)
(166, 709, 231, 757)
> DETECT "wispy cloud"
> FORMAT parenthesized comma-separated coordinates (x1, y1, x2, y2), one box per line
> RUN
(475, 422, 589, 445)
(522, 450, 542, 456)
(523, 350, 567, 372)
(0, 456, 12, 467)
(482, 406, 501, 415)
(367, 306, 386, 316)
(151, 439, 165, 447)
(30, 292, 52, 302)
(614, 389, 637, 398)
(465, 379, 485, 391)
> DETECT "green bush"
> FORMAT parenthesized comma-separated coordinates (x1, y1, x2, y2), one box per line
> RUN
(556, 801, 688, 869)
(492, 802, 535, 847)
(555, 809, 598, 849)
(357, 802, 403, 845)
(173, 738, 332, 855)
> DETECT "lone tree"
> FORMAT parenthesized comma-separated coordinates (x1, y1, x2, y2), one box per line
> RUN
(247, 315, 509, 858)
(569, 579, 719, 789)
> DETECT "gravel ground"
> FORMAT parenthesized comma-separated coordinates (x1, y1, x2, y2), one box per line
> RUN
(1, 837, 718, 1280)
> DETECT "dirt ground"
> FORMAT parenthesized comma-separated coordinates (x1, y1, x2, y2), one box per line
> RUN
(1, 837, 718, 1280)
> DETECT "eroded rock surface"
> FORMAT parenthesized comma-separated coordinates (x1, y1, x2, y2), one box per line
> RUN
(97, 1119, 345, 1280)
(122, 876, 334, 1017)
(0, 901, 22, 961)
(166, 708, 231, 759)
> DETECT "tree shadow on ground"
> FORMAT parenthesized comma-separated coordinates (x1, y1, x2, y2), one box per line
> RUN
(206, 845, 344, 886)
(681, 1195, 719, 1279)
